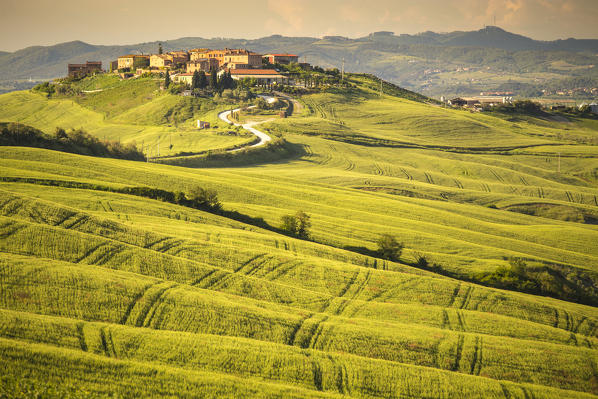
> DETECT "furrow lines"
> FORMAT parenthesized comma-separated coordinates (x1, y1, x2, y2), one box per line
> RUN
(309, 316, 329, 349)
(470, 336, 482, 375)
(142, 284, 177, 328)
(189, 270, 218, 287)
(133, 284, 174, 328)
(234, 253, 267, 273)
(75, 243, 110, 264)
(263, 260, 298, 280)
(460, 286, 474, 310)
(453, 334, 465, 372)
(119, 282, 158, 325)
(490, 169, 504, 183)
(336, 269, 360, 298)
(0, 221, 28, 240)
(76, 322, 87, 352)
(447, 283, 461, 308)
(424, 172, 434, 185)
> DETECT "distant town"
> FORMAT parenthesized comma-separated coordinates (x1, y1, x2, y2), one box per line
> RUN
(66, 46, 598, 115)
(67, 47, 310, 87)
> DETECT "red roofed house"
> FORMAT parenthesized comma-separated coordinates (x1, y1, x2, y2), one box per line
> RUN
(263, 54, 299, 65)
(222, 69, 288, 85)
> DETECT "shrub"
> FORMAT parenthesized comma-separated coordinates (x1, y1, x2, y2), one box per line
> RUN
(376, 234, 403, 262)
(279, 211, 311, 239)
(413, 251, 429, 268)
(187, 186, 221, 211)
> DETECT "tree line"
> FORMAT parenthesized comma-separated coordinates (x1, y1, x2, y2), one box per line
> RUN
(0, 122, 145, 161)
(164, 69, 236, 93)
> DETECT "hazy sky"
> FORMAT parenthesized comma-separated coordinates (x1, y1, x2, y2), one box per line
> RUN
(2, 0, 598, 51)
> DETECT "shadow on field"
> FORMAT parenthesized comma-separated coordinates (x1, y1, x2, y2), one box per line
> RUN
(154, 140, 309, 168)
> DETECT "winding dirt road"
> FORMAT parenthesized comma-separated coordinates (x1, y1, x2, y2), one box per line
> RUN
(217, 95, 277, 152)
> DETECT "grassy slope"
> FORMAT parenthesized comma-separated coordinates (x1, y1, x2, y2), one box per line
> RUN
(1, 184, 598, 397)
(1, 73, 598, 397)
(0, 76, 252, 157)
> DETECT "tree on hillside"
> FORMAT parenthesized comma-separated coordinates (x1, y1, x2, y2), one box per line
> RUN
(279, 211, 311, 239)
(209, 70, 218, 90)
(192, 70, 200, 89)
(280, 215, 298, 235)
(295, 211, 311, 239)
(188, 186, 221, 211)
(377, 234, 403, 262)
(219, 70, 235, 90)
(198, 72, 208, 89)
(158, 43, 163, 55)
(164, 70, 171, 89)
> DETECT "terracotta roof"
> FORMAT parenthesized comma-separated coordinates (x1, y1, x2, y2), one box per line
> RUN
(119, 54, 150, 58)
(230, 69, 283, 75)
(266, 54, 298, 57)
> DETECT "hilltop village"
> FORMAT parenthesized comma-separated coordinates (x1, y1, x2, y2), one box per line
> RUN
(68, 48, 308, 87)
(66, 47, 598, 114)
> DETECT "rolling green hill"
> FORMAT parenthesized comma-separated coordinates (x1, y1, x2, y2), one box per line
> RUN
(1, 72, 598, 397)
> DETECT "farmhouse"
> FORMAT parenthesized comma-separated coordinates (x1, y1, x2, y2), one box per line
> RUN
(169, 51, 190, 63)
(225, 69, 288, 84)
(189, 48, 211, 60)
(117, 55, 150, 70)
(263, 54, 299, 65)
(186, 58, 218, 73)
(67, 61, 102, 78)
(150, 54, 173, 68)
(199, 49, 263, 69)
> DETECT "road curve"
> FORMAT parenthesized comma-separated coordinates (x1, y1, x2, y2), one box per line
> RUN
(218, 96, 276, 152)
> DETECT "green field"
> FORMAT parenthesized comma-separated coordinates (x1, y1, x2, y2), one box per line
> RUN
(1, 73, 598, 398)
(0, 75, 254, 158)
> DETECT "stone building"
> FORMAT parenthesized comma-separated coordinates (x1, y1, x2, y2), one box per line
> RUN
(150, 54, 173, 68)
(186, 58, 218, 73)
(117, 55, 150, 70)
(67, 61, 102, 78)
(196, 49, 262, 69)
(263, 54, 299, 65)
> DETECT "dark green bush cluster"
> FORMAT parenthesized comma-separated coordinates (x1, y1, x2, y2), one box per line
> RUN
(376, 234, 404, 261)
(33, 81, 80, 97)
(32, 82, 55, 96)
(279, 211, 311, 239)
(0, 123, 145, 161)
(477, 258, 538, 291)
(485, 100, 544, 115)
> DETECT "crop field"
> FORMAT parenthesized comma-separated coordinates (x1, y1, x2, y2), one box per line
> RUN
(1, 73, 598, 397)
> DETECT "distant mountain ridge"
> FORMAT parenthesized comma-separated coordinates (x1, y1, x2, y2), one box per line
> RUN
(1, 27, 597, 97)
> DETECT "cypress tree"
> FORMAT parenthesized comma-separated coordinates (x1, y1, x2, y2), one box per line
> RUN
(199, 72, 208, 89)
(210, 70, 218, 89)
(192, 70, 200, 89)
(158, 43, 163, 55)
(164, 70, 171, 88)
(227, 70, 235, 89)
